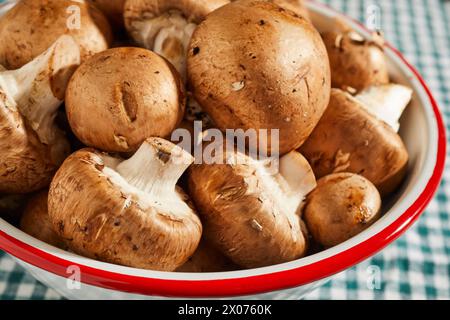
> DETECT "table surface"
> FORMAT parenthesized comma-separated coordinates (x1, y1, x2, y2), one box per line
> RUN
(1, 0, 450, 300)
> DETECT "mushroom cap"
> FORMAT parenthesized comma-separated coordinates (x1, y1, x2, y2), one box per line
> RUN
(91, 0, 126, 26)
(304, 173, 381, 247)
(0, 96, 70, 194)
(66, 47, 186, 153)
(268, 0, 310, 20)
(188, 147, 309, 268)
(300, 89, 409, 196)
(322, 30, 389, 92)
(125, 0, 230, 26)
(48, 146, 202, 271)
(0, 0, 112, 70)
(187, 0, 331, 155)
(20, 190, 66, 249)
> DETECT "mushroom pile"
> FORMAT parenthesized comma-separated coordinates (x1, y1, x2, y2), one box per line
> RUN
(0, 0, 412, 272)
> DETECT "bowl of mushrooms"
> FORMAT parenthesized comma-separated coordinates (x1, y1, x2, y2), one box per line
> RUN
(0, 0, 446, 300)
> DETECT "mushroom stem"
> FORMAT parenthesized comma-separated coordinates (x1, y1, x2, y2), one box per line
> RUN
(116, 138, 194, 196)
(0, 35, 80, 144)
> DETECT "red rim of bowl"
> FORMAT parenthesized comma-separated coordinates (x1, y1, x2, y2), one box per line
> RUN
(0, 1, 447, 298)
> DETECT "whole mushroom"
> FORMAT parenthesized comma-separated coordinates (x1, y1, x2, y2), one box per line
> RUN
(125, 0, 230, 78)
(0, 35, 80, 194)
(0, 0, 112, 69)
(48, 137, 202, 271)
(188, 140, 316, 268)
(304, 173, 381, 247)
(300, 89, 409, 196)
(187, 0, 331, 155)
(322, 29, 389, 92)
(65, 47, 185, 153)
(20, 190, 66, 249)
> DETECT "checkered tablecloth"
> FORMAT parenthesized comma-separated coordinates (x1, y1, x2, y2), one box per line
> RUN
(1, 0, 450, 300)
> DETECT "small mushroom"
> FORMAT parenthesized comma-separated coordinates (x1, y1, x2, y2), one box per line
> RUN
(65, 47, 185, 153)
(300, 89, 409, 196)
(124, 0, 229, 79)
(355, 84, 413, 132)
(304, 173, 381, 247)
(48, 137, 202, 271)
(91, 0, 126, 28)
(322, 29, 389, 92)
(187, 0, 331, 154)
(0, 0, 112, 69)
(188, 142, 316, 268)
(0, 36, 80, 194)
(20, 190, 66, 249)
(176, 239, 238, 272)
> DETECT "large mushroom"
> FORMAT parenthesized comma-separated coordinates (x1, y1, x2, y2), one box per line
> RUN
(322, 28, 389, 92)
(20, 190, 66, 249)
(0, 35, 80, 194)
(304, 173, 381, 247)
(0, 0, 112, 69)
(65, 47, 185, 153)
(188, 139, 316, 268)
(187, 0, 331, 155)
(300, 89, 409, 196)
(48, 137, 202, 271)
(124, 0, 230, 78)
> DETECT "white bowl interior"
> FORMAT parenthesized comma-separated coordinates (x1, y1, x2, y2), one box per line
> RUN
(0, 1, 440, 284)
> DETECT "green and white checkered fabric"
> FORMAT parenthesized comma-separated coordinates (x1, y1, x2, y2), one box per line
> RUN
(1, 0, 449, 300)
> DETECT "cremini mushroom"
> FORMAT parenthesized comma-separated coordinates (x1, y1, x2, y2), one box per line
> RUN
(20, 190, 66, 249)
(91, 0, 126, 28)
(0, 0, 112, 69)
(300, 89, 409, 196)
(187, 0, 331, 154)
(304, 173, 381, 247)
(188, 140, 316, 268)
(322, 29, 389, 92)
(124, 0, 230, 78)
(48, 137, 202, 271)
(65, 47, 185, 153)
(176, 239, 238, 272)
(0, 35, 79, 194)
(355, 84, 413, 132)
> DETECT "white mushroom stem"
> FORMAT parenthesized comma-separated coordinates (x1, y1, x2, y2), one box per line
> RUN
(355, 84, 413, 132)
(0, 35, 80, 144)
(130, 10, 196, 79)
(116, 138, 194, 196)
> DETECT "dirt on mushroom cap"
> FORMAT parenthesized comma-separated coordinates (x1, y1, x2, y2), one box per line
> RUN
(187, 0, 330, 155)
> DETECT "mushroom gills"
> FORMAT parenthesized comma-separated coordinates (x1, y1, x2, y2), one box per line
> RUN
(130, 10, 197, 78)
(355, 84, 413, 132)
(0, 35, 80, 145)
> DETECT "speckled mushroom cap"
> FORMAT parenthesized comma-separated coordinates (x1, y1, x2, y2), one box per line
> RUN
(48, 138, 202, 271)
(187, 0, 331, 155)
(304, 173, 382, 248)
(125, 0, 230, 26)
(65, 47, 186, 153)
(0, 0, 112, 70)
(264, 0, 310, 19)
(322, 30, 389, 92)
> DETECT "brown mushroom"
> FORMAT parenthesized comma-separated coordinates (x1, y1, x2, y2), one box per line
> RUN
(48, 137, 202, 271)
(0, 0, 112, 69)
(304, 173, 381, 247)
(270, 0, 310, 20)
(322, 29, 389, 92)
(187, 0, 331, 155)
(65, 47, 185, 153)
(300, 89, 409, 196)
(124, 0, 230, 78)
(0, 36, 79, 194)
(188, 140, 316, 268)
(20, 190, 66, 249)
(91, 0, 126, 27)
